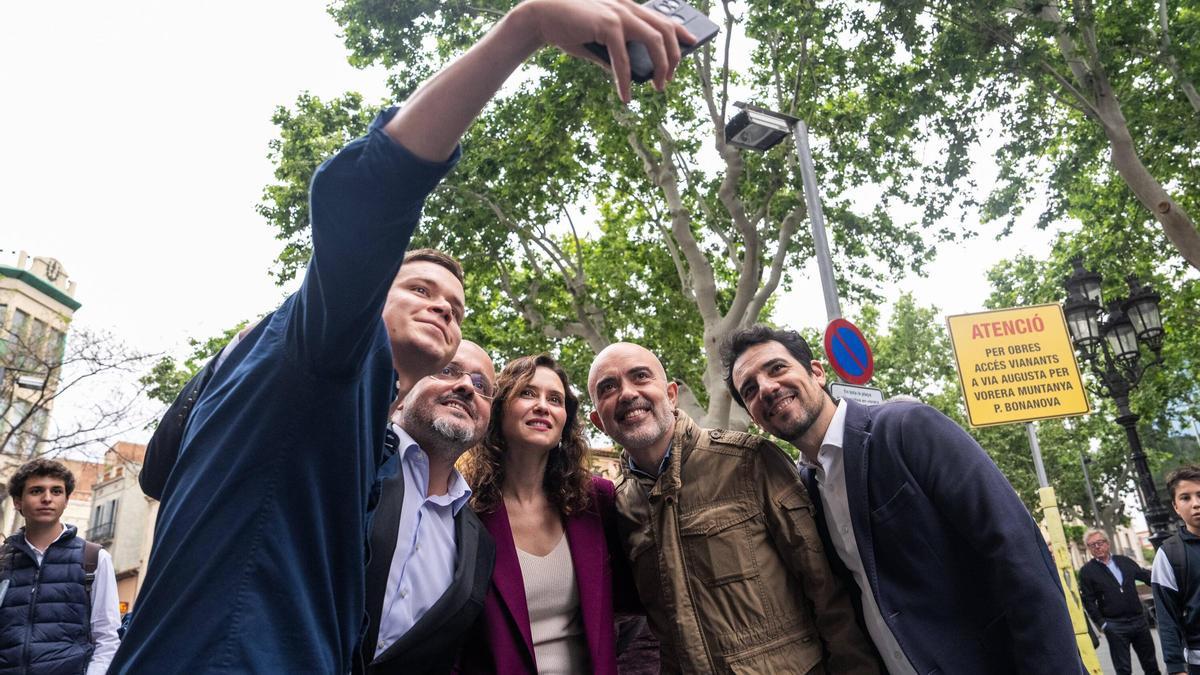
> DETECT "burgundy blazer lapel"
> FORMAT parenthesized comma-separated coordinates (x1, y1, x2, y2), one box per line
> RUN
(565, 476, 619, 674)
(565, 506, 607, 670)
(478, 502, 536, 661)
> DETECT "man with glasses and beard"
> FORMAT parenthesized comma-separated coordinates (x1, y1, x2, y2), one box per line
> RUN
(586, 342, 878, 674)
(358, 340, 497, 674)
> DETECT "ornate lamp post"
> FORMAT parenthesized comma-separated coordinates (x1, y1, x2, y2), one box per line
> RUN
(1062, 258, 1171, 548)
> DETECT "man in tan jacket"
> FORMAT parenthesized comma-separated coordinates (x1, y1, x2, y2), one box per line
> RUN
(587, 342, 879, 674)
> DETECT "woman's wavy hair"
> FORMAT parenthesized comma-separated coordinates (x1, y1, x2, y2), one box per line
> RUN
(463, 354, 592, 516)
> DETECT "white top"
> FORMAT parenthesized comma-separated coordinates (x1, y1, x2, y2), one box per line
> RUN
(814, 400, 917, 675)
(516, 535, 589, 674)
(24, 524, 121, 675)
(1152, 546, 1200, 664)
(375, 424, 473, 656)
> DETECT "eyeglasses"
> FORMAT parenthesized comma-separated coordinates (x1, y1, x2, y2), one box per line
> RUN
(1086, 540, 1108, 548)
(430, 364, 494, 399)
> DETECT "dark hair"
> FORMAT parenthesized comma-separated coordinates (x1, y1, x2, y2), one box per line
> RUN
(462, 354, 592, 516)
(8, 458, 75, 499)
(1167, 465, 1200, 501)
(720, 324, 817, 409)
(402, 248, 464, 285)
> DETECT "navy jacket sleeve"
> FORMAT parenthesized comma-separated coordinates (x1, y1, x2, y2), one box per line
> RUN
(288, 107, 459, 378)
(893, 404, 1081, 674)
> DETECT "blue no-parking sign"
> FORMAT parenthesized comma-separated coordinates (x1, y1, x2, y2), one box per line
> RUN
(823, 318, 874, 385)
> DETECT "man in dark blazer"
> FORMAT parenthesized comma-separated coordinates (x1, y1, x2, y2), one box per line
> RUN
(357, 340, 497, 674)
(723, 325, 1085, 675)
(1079, 529, 1161, 675)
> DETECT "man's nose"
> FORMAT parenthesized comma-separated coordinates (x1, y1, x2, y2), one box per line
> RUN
(760, 377, 782, 400)
(429, 297, 453, 322)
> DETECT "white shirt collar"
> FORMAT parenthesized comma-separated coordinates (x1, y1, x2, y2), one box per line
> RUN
(813, 400, 849, 481)
(820, 399, 849, 451)
(23, 522, 67, 555)
(391, 423, 472, 516)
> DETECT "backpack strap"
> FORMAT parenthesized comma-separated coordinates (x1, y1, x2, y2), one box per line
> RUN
(80, 540, 102, 644)
(1164, 533, 1190, 597)
(82, 541, 101, 585)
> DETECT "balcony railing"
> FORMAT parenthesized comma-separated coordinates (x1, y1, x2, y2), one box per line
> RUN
(87, 521, 115, 543)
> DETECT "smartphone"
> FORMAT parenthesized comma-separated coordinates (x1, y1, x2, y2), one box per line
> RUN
(585, 0, 720, 84)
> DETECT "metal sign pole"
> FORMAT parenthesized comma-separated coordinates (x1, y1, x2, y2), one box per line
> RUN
(1026, 422, 1049, 489)
(1026, 421, 1102, 674)
(791, 119, 841, 323)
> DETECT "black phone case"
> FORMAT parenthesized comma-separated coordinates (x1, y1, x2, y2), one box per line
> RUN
(585, 0, 720, 83)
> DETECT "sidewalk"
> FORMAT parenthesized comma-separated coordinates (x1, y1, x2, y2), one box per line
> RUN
(1095, 628, 1165, 674)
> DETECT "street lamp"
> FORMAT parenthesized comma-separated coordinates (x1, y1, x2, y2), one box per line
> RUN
(1062, 257, 1171, 548)
(724, 102, 842, 322)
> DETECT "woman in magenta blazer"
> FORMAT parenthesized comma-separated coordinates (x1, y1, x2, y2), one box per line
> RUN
(459, 354, 623, 674)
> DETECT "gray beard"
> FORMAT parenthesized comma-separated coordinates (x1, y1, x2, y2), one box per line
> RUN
(431, 417, 473, 446)
(400, 409, 477, 461)
(611, 408, 674, 452)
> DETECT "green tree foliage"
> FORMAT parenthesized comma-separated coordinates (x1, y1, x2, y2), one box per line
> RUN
(140, 322, 248, 408)
(872, 0, 1200, 270)
(258, 0, 988, 427)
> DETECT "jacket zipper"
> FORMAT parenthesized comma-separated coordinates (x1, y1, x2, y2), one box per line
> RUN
(669, 496, 716, 674)
(22, 561, 42, 675)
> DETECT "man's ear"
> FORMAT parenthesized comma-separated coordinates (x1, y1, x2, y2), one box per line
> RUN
(11, 496, 22, 515)
(809, 360, 828, 387)
(589, 409, 606, 433)
(666, 380, 679, 408)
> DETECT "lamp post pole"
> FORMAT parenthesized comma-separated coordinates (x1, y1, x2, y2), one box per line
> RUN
(791, 120, 842, 323)
(1079, 453, 1102, 528)
(723, 103, 843, 324)
(1114, 393, 1174, 548)
(1063, 260, 1171, 549)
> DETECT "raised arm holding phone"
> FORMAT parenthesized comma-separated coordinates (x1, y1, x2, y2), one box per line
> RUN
(114, 3, 694, 673)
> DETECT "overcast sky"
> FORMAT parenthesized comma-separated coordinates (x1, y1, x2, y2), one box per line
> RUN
(2, 1, 1064, 453)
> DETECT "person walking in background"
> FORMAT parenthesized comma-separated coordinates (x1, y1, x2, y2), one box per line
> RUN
(1079, 528, 1161, 675)
(460, 354, 632, 674)
(0, 459, 120, 674)
(1153, 465, 1200, 675)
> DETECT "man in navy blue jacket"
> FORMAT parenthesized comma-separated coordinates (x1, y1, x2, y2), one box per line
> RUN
(723, 324, 1084, 675)
(112, 2, 694, 672)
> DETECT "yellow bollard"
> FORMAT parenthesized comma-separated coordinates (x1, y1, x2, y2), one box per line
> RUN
(1040, 486, 1103, 675)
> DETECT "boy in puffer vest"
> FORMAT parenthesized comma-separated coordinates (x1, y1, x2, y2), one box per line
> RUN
(0, 458, 119, 674)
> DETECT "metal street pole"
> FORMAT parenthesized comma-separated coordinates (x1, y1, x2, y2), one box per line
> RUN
(1026, 422, 1049, 489)
(1027, 420, 1104, 674)
(1113, 392, 1174, 548)
(1079, 452, 1103, 527)
(791, 119, 842, 323)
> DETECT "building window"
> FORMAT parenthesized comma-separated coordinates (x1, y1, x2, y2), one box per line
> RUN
(1, 399, 34, 455)
(89, 499, 118, 543)
(9, 309, 28, 339)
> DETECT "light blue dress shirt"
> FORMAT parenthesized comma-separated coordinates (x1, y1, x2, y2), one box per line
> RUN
(1105, 557, 1124, 586)
(374, 425, 472, 656)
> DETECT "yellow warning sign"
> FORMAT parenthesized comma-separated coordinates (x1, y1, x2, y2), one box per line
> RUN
(946, 304, 1090, 427)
